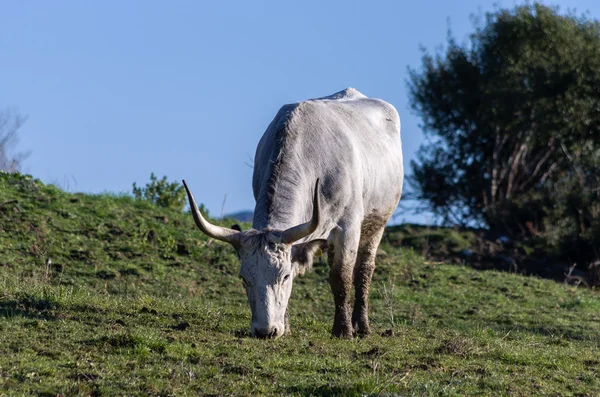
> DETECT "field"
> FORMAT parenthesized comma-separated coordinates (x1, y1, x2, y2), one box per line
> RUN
(1, 173, 600, 396)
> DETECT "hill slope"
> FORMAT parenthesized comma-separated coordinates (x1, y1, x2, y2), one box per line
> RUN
(1, 173, 599, 396)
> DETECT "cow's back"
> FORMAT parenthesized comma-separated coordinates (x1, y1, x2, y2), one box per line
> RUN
(252, 88, 403, 236)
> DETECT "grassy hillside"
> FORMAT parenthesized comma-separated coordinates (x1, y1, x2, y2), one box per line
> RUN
(1, 173, 600, 396)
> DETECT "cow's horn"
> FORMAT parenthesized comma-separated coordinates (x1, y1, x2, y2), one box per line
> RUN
(282, 179, 321, 244)
(182, 180, 241, 247)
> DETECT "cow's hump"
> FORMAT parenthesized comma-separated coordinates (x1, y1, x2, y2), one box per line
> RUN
(313, 87, 367, 102)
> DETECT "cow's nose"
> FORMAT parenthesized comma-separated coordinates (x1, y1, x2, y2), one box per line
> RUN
(253, 327, 279, 339)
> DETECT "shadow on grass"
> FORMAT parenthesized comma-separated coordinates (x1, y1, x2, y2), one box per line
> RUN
(383, 224, 578, 284)
(0, 297, 58, 320)
(283, 385, 372, 397)
(487, 322, 599, 343)
(234, 328, 251, 338)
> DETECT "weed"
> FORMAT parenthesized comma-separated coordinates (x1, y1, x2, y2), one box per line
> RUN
(378, 275, 396, 329)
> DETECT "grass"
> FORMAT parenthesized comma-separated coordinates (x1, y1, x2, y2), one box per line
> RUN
(384, 223, 476, 259)
(1, 172, 600, 396)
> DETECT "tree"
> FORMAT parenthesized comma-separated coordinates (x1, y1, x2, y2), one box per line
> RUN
(0, 108, 29, 172)
(408, 3, 600, 265)
(408, 4, 600, 225)
(540, 143, 600, 265)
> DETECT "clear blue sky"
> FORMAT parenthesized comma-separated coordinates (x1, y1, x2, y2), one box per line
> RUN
(2, 0, 599, 224)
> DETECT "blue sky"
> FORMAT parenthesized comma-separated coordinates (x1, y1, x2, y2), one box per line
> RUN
(2, 0, 599, 224)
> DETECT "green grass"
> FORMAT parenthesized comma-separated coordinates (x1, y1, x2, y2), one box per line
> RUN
(1, 173, 600, 396)
(384, 223, 476, 258)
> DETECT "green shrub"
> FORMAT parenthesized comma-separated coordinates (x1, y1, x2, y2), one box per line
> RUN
(407, 3, 600, 267)
(132, 173, 186, 211)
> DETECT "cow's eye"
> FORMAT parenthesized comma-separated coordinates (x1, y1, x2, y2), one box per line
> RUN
(267, 241, 277, 250)
(283, 274, 290, 282)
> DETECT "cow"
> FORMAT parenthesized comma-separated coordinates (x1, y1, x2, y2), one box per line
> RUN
(183, 88, 403, 339)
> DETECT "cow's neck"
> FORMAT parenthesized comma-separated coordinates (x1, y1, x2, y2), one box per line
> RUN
(252, 142, 310, 231)
(252, 113, 314, 232)
(253, 175, 308, 231)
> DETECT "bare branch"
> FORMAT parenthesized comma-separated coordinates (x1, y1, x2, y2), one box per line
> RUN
(0, 108, 30, 172)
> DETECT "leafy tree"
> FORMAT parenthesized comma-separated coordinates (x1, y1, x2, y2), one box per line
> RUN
(133, 173, 187, 211)
(0, 108, 29, 172)
(540, 145, 600, 266)
(408, 3, 600, 266)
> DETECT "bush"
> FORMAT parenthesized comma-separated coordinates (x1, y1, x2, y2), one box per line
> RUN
(540, 151, 600, 267)
(132, 173, 186, 211)
(407, 3, 600, 267)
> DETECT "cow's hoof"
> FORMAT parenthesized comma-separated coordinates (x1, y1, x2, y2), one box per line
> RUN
(353, 319, 371, 337)
(331, 332, 354, 339)
(331, 326, 354, 339)
(354, 326, 371, 338)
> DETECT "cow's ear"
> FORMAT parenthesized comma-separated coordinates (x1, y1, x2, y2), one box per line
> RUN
(291, 239, 328, 276)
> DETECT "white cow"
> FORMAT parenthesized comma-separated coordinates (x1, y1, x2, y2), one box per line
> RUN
(183, 88, 403, 338)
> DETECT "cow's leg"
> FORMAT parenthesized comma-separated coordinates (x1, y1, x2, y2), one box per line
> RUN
(328, 226, 359, 339)
(352, 217, 386, 336)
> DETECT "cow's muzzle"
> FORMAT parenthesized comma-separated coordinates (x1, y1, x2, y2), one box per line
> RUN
(253, 326, 281, 339)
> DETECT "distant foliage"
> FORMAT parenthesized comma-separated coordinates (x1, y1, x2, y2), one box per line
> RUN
(407, 3, 600, 266)
(132, 173, 186, 211)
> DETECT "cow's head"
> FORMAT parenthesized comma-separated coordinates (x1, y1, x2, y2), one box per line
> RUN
(182, 180, 326, 339)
